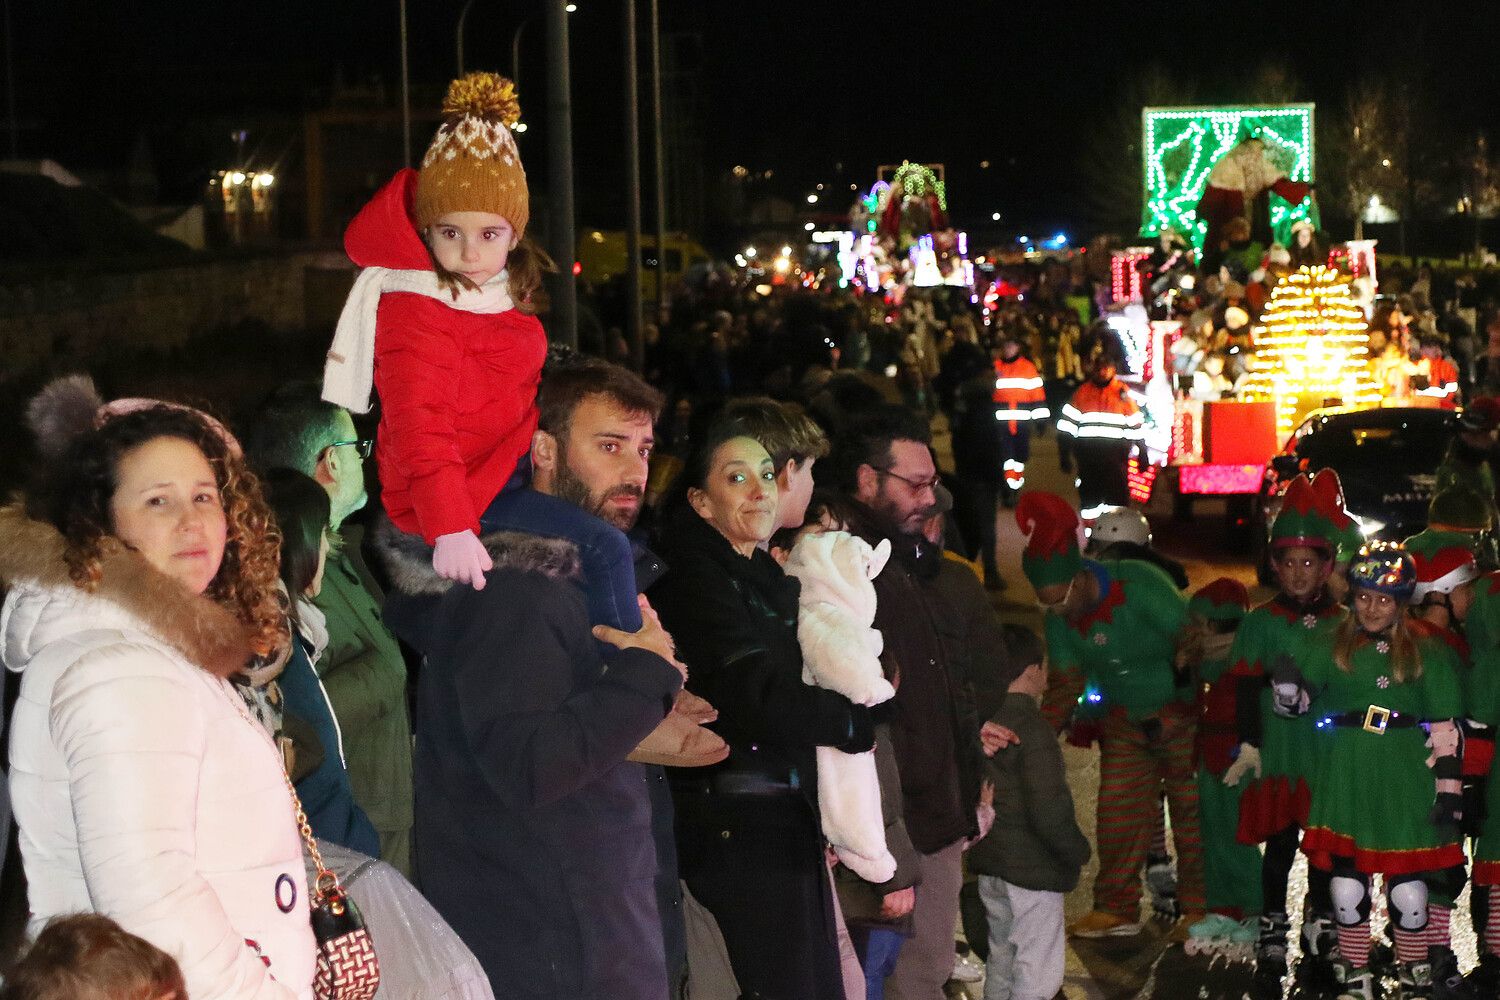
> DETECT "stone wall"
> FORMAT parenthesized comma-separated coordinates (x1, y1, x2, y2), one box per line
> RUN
(0, 252, 354, 376)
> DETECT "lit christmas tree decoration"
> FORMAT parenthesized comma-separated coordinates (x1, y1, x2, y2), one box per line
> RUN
(1239, 265, 1383, 437)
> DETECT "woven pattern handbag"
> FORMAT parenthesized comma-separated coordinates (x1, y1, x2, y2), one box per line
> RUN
(284, 771, 382, 999)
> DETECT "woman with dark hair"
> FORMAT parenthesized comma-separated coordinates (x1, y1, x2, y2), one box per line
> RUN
(0, 378, 315, 999)
(261, 468, 381, 858)
(649, 417, 875, 1000)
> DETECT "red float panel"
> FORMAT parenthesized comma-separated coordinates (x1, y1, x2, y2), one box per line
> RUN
(1204, 401, 1278, 466)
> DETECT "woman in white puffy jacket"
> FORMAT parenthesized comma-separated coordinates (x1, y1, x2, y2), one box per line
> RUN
(0, 384, 316, 1000)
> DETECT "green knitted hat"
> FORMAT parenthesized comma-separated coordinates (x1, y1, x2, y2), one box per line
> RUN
(1428, 485, 1493, 533)
(1016, 492, 1083, 591)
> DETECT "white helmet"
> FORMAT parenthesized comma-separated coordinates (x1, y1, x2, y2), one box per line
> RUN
(1090, 508, 1151, 548)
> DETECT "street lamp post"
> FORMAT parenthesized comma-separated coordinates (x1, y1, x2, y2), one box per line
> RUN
(649, 0, 666, 324)
(545, 0, 577, 348)
(512, 19, 527, 90)
(398, 0, 412, 166)
(623, 0, 643, 371)
(456, 0, 475, 75)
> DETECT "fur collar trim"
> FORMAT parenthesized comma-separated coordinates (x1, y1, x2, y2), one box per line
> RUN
(373, 516, 582, 597)
(0, 505, 255, 678)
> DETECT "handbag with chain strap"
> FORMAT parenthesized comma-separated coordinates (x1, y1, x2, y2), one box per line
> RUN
(230, 657, 382, 998)
(283, 767, 382, 999)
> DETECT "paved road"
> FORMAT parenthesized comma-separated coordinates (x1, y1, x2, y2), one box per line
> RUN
(935, 418, 1482, 998)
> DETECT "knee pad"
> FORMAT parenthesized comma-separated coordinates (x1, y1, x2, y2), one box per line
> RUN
(1330, 874, 1370, 927)
(1387, 875, 1429, 932)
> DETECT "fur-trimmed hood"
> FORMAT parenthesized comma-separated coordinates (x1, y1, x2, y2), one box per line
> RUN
(374, 516, 582, 597)
(0, 505, 256, 678)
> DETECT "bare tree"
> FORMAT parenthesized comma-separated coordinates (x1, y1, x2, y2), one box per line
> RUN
(1081, 63, 1197, 233)
(1323, 77, 1406, 239)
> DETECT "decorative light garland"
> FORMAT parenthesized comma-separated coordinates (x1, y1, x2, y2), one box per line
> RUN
(1141, 105, 1317, 248)
(889, 161, 947, 210)
(1239, 265, 1382, 437)
(1110, 247, 1153, 303)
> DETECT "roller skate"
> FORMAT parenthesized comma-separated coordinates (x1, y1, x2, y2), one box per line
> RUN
(1293, 915, 1341, 995)
(1332, 959, 1378, 1000)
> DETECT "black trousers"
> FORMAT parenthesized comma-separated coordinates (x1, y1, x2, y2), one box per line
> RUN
(1074, 440, 1132, 515)
(674, 793, 845, 1000)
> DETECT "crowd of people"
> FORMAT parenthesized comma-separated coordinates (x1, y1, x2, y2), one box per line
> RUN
(10, 69, 1500, 1000)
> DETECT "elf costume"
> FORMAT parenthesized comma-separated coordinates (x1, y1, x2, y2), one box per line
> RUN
(1018, 493, 1201, 935)
(1466, 571, 1500, 989)
(1293, 544, 1469, 1000)
(1188, 578, 1264, 922)
(1224, 471, 1351, 992)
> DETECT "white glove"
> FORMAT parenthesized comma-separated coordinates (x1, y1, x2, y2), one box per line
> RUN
(433, 530, 494, 590)
(1223, 743, 1262, 787)
(1271, 682, 1310, 718)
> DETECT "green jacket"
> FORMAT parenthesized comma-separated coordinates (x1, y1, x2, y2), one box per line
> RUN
(311, 528, 415, 875)
(967, 693, 1091, 893)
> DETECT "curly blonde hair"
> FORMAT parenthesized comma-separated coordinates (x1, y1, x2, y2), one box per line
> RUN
(28, 406, 289, 664)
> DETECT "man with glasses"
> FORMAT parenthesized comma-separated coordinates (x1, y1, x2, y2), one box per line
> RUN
(829, 404, 990, 1000)
(246, 384, 415, 876)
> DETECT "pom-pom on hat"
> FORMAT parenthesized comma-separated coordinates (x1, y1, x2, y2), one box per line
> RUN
(1404, 528, 1480, 601)
(1428, 484, 1493, 533)
(413, 72, 529, 236)
(1016, 492, 1083, 591)
(1189, 577, 1250, 623)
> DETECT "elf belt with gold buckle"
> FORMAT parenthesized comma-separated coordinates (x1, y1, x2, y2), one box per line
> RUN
(1323, 706, 1421, 734)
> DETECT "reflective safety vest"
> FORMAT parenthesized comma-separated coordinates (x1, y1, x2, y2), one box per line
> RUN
(992, 356, 1049, 431)
(1058, 378, 1143, 442)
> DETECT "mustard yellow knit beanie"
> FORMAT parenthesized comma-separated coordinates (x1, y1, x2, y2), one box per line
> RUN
(412, 72, 529, 237)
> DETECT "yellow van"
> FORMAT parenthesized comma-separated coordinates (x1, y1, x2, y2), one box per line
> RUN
(577, 230, 711, 297)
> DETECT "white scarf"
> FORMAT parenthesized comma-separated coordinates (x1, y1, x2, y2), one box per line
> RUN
(322, 268, 516, 414)
(293, 596, 330, 665)
(293, 597, 351, 768)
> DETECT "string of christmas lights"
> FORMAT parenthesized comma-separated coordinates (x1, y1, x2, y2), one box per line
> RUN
(1141, 104, 1317, 247)
(1239, 265, 1382, 436)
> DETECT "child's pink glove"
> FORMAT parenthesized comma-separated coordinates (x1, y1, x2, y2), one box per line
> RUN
(433, 530, 494, 590)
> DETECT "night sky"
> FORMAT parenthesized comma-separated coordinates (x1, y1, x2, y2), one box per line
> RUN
(7, 1, 1499, 237)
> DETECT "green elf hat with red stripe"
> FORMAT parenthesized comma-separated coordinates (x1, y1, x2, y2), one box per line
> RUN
(1016, 492, 1083, 590)
(1270, 471, 1350, 558)
(1404, 528, 1480, 602)
(1188, 577, 1250, 623)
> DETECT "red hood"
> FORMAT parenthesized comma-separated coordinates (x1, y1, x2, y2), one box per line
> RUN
(344, 169, 433, 271)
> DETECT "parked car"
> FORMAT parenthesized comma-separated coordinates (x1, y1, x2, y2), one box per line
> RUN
(1252, 406, 1457, 580)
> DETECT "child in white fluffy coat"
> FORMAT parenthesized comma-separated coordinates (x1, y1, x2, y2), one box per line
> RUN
(783, 529, 897, 883)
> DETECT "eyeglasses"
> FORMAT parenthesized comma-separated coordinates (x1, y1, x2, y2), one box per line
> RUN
(875, 467, 941, 493)
(327, 438, 374, 459)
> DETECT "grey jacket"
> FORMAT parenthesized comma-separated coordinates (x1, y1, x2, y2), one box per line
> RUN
(967, 693, 1091, 893)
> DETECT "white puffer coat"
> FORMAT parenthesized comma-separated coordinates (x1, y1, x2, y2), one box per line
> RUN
(0, 507, 316, 1000)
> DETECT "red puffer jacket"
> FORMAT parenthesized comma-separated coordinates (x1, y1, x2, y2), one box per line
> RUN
(349, 169, 547, 543)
